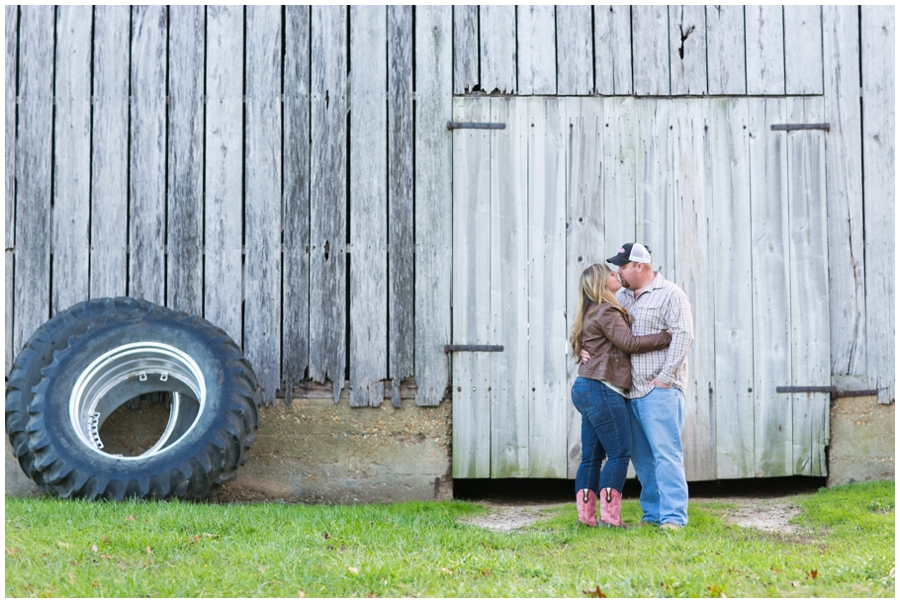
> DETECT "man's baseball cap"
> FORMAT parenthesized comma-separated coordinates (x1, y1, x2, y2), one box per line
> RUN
(607, 242, 652, 266)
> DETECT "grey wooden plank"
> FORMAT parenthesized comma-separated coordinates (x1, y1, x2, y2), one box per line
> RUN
(861, 6, 895, 404)
(517, 5, 556, 95)
(129, 5, 167, 305)
(309, 5, 348, 402)
(244, 5, 283, 406)
(205, 4, 244, 346)
(786, 96, 830, 476)
(451, 97, 491, 478)
(749, 97, 792, 478)
(388, 5, 414, 408)
(453, 5, 479, 94)
(602, 97, 636, 251)
(527, 97, 568, 478)
(706, 4, 746, 95)
(671, 98, 716, 482)
(669, 5, 707, 95)
(594, 5, 633, 95)
(14, 5, 53, 357)
(414, 5, 452, 407)
(564, 97, 606, 478)
(556, 5, 593, 95)
(166, 5, 204, 316)
(90, 5, 130, 300)
(5, 5, 16, 373)
(632, 5, 670, 96)
(282, 5, 311, 402)
(349, 5, 388, 408)
(52, 5, 91, 316)
(745, 5, 785, 95)
(635, 98, 675, 278)
(784, 6, 824, 95)
(479, 5, 516, 94)
(822, 6, 866, 378)
(490, 97, 529, 477)
(710, 99, 754, 479)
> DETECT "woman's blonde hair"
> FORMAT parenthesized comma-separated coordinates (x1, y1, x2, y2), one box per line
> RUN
(569, 263, 632, 358)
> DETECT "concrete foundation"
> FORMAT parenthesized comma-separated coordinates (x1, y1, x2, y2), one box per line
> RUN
(5, 395, 454, 504)
(827, 395, 895, 487)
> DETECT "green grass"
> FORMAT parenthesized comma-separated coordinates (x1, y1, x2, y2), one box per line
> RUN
(5, 481, 894, 597)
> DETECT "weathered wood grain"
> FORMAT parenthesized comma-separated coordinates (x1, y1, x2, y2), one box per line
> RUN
(564, 97, 605, 478)
(414, 6, 452, 407)
(556, 5, 593, 95)
(635, 98, 675, 278)
(451, 97, 491, 478)
(749, 97, 792, 478)
(602, 97, 636, 251)
(479, 5, 516, 94)
(490, 97, 529, 477)
(527, 97, 567, 478)
(594, 5, 633, 95)
(745, 5, 785, 95)
(669, 5, 707, 95)
(129, 5, 167, 305)
(14, 5, 53, 357)
(632, 5, 670, 96)
(5, 5, 17, 373)
(90, 5, 129, 300)
(282, 5, 311, 403)
(861, 6, 895, 404)
(784, 6, 824, 95)
(349, 5, 388, 408)
(517, 5, 556, 95)
(388, 5, 415, 408)
(786, 97, 830, 477)
(710, 99, 754, 479)
(244, 5, 283, 406)
(822, 6, 866, 378)
(166, 5, 204, 316)
(205, 4, 244, 347)
(453, 5, 479, 94)
(671, 98, 716, 482)
(52, 5, 91, 316)
(309, 5, 347, 402)
(706, 5, 746, 95)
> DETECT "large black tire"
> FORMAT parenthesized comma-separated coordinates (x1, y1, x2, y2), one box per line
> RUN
(5, 297, 259, 501)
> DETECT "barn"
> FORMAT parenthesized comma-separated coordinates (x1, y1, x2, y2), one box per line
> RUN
(5, 5, 894, 502)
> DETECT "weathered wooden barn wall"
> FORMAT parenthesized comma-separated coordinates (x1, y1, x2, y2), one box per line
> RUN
(4, 6, 895, 489)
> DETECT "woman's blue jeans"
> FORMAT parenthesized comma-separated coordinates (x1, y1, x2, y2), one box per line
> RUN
(571, 376, 632, 494)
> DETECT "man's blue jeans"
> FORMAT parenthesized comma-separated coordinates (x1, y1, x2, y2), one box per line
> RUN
(571, 377, 632, 494)
(628, 386, 688, 526)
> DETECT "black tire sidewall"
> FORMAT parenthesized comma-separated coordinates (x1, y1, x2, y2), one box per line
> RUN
(35, 310, 236, 484)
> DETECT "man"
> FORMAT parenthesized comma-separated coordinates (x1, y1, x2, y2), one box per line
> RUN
(584, 242, 694, 530)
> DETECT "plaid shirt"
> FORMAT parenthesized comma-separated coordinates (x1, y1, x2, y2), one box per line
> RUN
(616, 271, 694, 398)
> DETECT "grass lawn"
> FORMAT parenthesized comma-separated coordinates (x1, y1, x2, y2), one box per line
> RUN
(4, 480, 894, 597)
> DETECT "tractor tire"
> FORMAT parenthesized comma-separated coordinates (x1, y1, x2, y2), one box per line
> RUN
(5, 297, 259, 501)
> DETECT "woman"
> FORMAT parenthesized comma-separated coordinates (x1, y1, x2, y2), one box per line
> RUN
(570, 263, 671, 527)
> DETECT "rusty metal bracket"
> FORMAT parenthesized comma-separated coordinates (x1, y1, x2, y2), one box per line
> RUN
(770, 123, 831, 132)
(776, 385, 878, 398)
(444, 345, 504, 353)
(446, 122, 506, 130)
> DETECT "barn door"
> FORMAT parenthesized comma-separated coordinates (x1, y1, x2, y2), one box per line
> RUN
(450, 97, 568, 478)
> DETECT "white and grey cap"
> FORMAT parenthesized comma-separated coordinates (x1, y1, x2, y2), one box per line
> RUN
(606, 242, 652, 266)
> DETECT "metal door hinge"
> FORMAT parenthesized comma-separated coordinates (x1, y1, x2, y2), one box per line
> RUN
(446, 122, 506, 130)
(444, 345, 504, 353)
(770, 123, 831, 132)
(776, 385, 878, 398)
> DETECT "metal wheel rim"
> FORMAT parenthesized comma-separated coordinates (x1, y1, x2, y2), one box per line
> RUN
(68, 341, 207, 460)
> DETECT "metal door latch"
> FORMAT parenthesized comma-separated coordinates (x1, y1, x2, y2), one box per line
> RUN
(444, 345, 504, 353)
(776, 385, 878, 398)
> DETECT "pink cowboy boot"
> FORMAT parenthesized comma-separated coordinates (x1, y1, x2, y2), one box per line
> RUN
(598, 487, 624, 528)
(576, 489, 598, 527)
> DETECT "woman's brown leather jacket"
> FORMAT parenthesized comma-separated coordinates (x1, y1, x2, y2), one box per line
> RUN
(578, 302, 672, 390)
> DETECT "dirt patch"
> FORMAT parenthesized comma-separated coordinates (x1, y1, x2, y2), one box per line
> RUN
(460, 496, 804, 534)
(457, 501, 564, 532)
